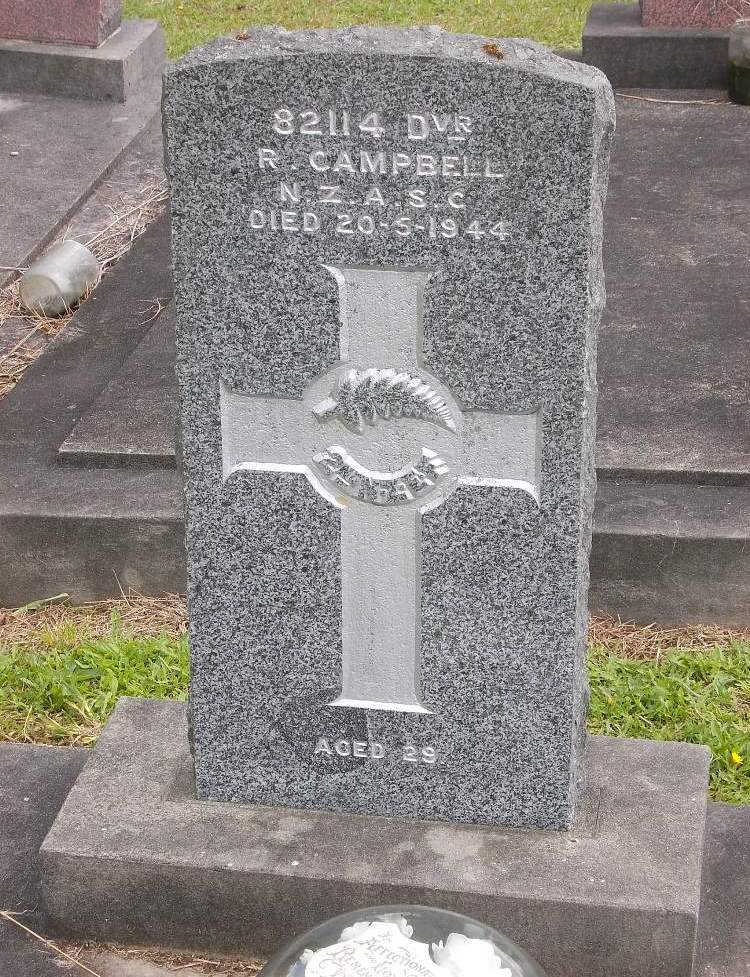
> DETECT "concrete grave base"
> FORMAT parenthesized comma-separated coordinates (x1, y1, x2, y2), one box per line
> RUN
(41, 698, 710, 977)
(583, 4, 729, 89)
(0, 19, 165, 101)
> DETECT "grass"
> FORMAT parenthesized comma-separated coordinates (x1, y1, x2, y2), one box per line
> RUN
(123, 0, 606, 59)
(2, 618, 740, 977)
(588, 644, 749, 805)
(58, 938, 264, 977)
(0, 628, 188, 746)
(0, 598, 748, 803)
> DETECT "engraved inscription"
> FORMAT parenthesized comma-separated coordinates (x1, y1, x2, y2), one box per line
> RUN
(315, 737, 385, 759)
(313, 367, 457, 434)
(314, 737, 437, 765)
(220, 265, 542, 715)
(312, 445, 449, 506)
(305, 925, 445, 977)
(247, 105, 513, 244)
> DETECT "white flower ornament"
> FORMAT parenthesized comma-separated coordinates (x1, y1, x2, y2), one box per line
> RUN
(432, 933, 514, 977)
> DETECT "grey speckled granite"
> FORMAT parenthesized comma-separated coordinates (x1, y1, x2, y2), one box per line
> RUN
(163, 26, 615, 829)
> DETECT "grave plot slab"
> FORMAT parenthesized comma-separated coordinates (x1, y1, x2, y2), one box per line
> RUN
(598, 88, 750, 483)
(0, 216, 184, 606)
(583, 3, 730, 89)
(1, 738, 744, 977)
(0, 79, 161, 281)
(58, 302, 178, 469)
(40, 697, 710, 977)
(694, 802, 750, 977)
(591, 87, 750, 623)
(0, 744, 89, 977)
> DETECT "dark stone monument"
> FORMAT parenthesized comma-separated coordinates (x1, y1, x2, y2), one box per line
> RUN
(0, 0, 164, 101)
(583, 3, 731, 89)
(163, 26, 614, 830)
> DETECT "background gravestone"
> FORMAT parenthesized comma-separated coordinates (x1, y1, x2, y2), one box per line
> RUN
(0, 0, 121, 46)
(640, 0, 750, 29)
(164, 27, 614, 829)
(0, 0, 164, 102)
(583, 3, 734, 89)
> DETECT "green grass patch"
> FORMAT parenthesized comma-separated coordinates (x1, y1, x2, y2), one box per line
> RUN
(1, 616, 748, 803)
(0, 619, 188, 746)
(123, 0, 605, 59)
(588, 643, 749, 804)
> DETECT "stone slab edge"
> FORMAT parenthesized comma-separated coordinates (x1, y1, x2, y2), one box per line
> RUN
(583, 3, 729, 89)
(0, 19, 166, 101)
(0, 217, 184, 606)
(40, 698, 709, 977)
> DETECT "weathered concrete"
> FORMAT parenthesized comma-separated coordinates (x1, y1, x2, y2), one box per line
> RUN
(0, 218, 184, 607)
(694, 802, 750, 977)
(598, 90, 749, 482)
(590, 479, 750, 623)
(0, 741, 227, 977)
(583, 4, 729, 89)
(589, 85, 750, 622)
(0, 739, 743, 977)
(59, 307, 177, 469)
(0, 744, 89, 977)
(0, 20, 165, 102)
(0, 109, 165, 368)
(0, 80, 161, 281)
(40, 698, 710, 977)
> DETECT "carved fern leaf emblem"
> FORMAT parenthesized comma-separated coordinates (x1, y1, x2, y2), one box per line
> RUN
(313, 368, 457, 434)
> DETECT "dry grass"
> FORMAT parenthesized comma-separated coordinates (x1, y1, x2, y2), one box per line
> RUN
(0, 180, 168, 398)
(0, 914, 264, 977)
(2, 594, 747, 660)
(61, 941, 265, 976)
(589, 615, 750, 660)
(0, 284, 72, 395)
(0, 592, 187, 652)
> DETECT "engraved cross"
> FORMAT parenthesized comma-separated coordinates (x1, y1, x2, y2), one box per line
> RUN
(220, 266, 541, 713)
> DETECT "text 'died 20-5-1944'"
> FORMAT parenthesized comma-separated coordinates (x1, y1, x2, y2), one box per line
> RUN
(250, 107, 513, 243)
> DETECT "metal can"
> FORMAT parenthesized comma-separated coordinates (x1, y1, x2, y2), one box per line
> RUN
(19, 239, 100, 317)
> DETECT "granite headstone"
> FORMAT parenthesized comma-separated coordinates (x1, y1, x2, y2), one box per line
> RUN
(164, 27, 614, 829)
